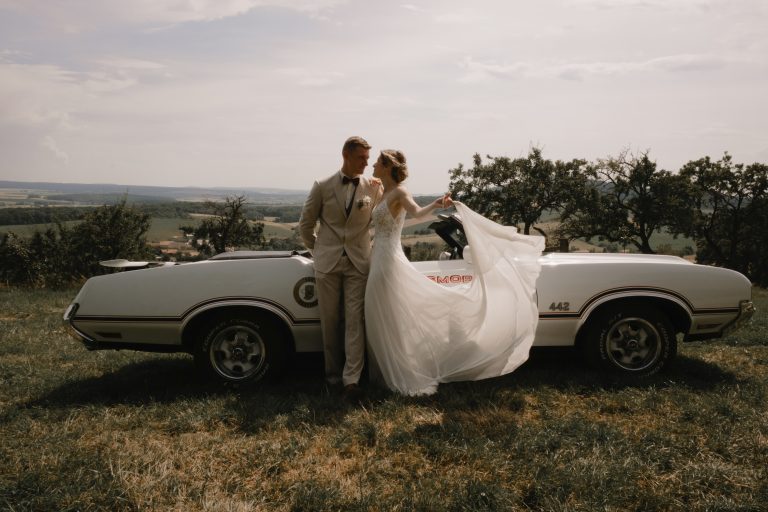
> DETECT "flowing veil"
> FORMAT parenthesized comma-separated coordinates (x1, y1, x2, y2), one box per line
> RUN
(365, 201, 545, 395)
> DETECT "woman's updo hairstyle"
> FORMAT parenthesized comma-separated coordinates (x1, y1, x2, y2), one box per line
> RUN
(380, 149, 408, 183)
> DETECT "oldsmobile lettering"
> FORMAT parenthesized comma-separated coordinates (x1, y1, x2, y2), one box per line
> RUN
(426, 274, 473, 284)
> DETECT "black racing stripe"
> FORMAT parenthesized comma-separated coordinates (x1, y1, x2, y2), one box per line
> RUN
(76, 316, 178, 322)
(538, 286, 739, 320)
(74, 296, 321, 326)
(76, 289, 739, 325)
(538, 313, 580, 319)
(578, 286, 694, 314)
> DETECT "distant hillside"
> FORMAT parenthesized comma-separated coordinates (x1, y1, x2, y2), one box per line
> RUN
(0, 180, 441, 207)
(48, 193, 177, 204)
(0, 180, 309, 205)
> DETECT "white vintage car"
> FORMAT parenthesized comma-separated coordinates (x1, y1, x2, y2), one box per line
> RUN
(63, 214, 755, 384)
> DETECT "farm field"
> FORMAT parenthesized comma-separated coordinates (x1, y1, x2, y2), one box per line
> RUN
(0, 286, 766, 510)
(1, 200, 697, 258)
(0, 217, 294, 244)
(0, 217, 199, 243)
(0, 220, 82, 239)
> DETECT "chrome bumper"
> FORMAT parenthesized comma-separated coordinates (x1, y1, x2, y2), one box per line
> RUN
(62, 302, 96, 345)
(722, 299, 755, 337)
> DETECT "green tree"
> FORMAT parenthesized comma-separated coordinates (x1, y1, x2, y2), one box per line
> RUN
(674, 154, 768, 284)
(448, 147, 589, 239)
(28, 227, 72, 287)
(66, 199, 153, 278)
(558, 150, 689, 254)
(747, 192, 768, 286)
(1, 200, 154, 286)
(180, 195, 265, 256)
(0, 232, 39, 286)
(261, 230, 304, 251)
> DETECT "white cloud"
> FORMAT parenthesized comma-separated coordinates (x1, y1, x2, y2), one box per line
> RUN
(566, 0, 721, 9)
(458, 57, 528, 83)
(459, 53, 732, 83)
(401, 4, 426, 13)
(433, 8, 486, 25)
(0, 55, 169, 133)
(648, 54, 725, 72)
(277, 67, 345, 87)
(0, 61, 77, 128)
(555, 54, 728, 80)
(0, 0, 766, 191)
(96, 58, 167, 71)
(42, 135, 69, 164)
(0, 0, 350, 29)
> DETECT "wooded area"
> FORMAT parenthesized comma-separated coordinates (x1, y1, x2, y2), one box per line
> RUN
(2, 149, 767, 287)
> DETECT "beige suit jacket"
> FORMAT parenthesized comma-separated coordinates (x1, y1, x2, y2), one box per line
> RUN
(299, 172, 383, 274)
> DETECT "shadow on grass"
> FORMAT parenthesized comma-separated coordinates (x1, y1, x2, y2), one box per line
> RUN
(18, 347, 738, 412)
(508, 347, 741, 392)
(21, 356, 214, 408)
(369, 347, 743, 412)
(18, 353, 328, 409)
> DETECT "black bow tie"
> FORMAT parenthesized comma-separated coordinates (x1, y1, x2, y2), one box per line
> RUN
(342, 176, 360, 186)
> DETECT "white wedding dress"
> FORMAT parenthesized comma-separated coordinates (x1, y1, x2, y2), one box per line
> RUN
(364, 200, 545, 396)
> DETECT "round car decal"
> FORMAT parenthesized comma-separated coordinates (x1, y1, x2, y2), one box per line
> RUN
(293, 276, 318, 308)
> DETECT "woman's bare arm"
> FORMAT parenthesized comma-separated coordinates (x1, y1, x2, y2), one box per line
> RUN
(390, 187, 452, 219)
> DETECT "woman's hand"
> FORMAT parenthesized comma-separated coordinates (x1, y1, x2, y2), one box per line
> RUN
(434, 192, 453, 209)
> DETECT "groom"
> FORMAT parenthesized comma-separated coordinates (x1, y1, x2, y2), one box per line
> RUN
(298, 136, 382, 400)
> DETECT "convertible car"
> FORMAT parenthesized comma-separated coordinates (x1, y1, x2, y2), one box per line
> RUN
(63, 214, 755, 384)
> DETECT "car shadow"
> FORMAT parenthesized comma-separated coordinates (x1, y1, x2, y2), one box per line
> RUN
(21, 357, 215, 408)
(485, 347, 740, 392)
(18, 348, 738, 412)
(18, 353, 329, 410)
(360, 347, 743, 409)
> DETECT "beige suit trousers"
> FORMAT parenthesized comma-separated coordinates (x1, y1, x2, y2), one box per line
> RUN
(315, 255, 367, 386)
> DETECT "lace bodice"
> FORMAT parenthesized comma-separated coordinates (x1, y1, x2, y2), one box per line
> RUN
(372, 200, 406, 247)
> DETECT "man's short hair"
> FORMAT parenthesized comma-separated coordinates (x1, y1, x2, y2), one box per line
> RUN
(342, 136, 371, 153)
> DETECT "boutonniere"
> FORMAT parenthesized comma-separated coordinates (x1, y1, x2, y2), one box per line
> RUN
(357, 196, 372, 209)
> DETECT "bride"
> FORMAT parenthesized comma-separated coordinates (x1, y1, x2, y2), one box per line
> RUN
(365, 149, 545, 396)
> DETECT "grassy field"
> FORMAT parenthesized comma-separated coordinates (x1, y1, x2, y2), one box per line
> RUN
(0, 218, 192, 242)
(0, 218, 294, 244)
(1, 287, 767, 511)
(0, 220, 82, 239)
(0, 205, 694, 257)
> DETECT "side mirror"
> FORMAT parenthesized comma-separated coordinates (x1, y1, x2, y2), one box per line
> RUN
(463, 245, 472, 265)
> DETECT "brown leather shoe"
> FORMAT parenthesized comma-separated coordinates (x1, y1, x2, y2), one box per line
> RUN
(343, 383, 364, 404)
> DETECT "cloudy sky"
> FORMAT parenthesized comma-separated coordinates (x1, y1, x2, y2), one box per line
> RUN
(1, 0, 766, 194)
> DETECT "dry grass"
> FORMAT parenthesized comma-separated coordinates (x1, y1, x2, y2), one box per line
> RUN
(1, 287, 767, 511)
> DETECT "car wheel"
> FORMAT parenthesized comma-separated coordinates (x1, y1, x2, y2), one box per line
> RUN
(194, 314, 288, 385)
(582, 303, 677, 377)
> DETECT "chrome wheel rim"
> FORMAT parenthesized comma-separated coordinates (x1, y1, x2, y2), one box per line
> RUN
(605, 317, 662, 372)
(209, 325, 266, 381)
